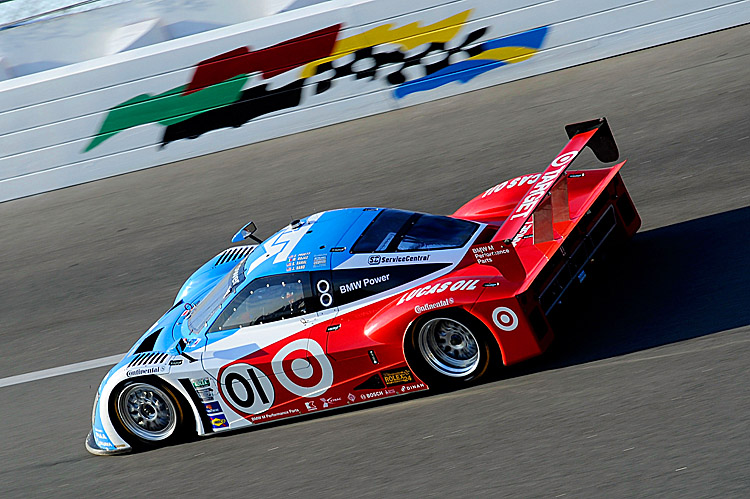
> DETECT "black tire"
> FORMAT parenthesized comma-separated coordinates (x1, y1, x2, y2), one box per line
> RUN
(110, 378, 193, 450)
(406, 310, 498, 389)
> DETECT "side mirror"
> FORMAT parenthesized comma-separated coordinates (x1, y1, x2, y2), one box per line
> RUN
(232, 221, 262, 243)
(176, 337, 187, 353)
(175, 337, 198, 362)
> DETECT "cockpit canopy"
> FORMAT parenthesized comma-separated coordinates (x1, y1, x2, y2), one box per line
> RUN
(186, 208, 478, 335)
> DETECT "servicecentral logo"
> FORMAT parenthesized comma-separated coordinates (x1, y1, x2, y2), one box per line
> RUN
(368, 254, 429, 265)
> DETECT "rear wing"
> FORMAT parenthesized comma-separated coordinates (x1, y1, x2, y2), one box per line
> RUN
(493, 117, 618, 245)
(466, 117, 620, 281)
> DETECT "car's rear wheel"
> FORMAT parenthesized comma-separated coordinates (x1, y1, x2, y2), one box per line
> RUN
(408, 312, 497, 388)
(113, 379, 191, 448)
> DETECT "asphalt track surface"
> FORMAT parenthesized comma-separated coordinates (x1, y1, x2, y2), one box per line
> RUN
(1, 25, 749, 497)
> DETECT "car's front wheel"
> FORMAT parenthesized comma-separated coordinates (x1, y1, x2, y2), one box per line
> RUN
(408, 312, 498, 389)
(113, 379, 191, 449)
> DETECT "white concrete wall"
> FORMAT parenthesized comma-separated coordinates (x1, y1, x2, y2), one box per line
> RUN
(1, 0, 748, 202)
(0, 0, 269, 76)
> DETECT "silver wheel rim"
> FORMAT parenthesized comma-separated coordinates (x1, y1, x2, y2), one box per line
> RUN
(418, 318, 480, 377)
(117, 383, 177, 441)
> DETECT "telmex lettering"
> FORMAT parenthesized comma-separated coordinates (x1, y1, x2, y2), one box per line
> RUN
(340, 274, 390, 294)
(397, 279, 479, 305)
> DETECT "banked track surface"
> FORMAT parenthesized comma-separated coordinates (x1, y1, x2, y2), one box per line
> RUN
(0, 25, 748, 497)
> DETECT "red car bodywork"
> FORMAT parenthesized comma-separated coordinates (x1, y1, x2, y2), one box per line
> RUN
(87, 118, 641, 454)
(210, 118, 641, 423)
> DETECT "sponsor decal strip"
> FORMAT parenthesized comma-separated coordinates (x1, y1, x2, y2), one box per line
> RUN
(397, 279, 479, 305)
(472, 244, 509, 264)
(340, 274, 390, 294)
(382, 368, 414, 387)
(126, 365, 167, 377)
(415, 297, 455, 314)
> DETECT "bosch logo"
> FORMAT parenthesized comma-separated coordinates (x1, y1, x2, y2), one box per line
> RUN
(492, 307, 519, 331)
(368, 255, 381, 265)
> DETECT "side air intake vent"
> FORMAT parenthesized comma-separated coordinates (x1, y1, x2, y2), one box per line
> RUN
(215, 245, 254, 266)
(134, 328, 162, 354)
(127, 352, 170, 368)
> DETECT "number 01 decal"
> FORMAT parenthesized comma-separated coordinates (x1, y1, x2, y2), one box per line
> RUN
(218, 339, 334, 418)
(220, 363, 275, 415)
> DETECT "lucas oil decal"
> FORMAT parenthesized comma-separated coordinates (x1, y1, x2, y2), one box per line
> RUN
(397, 279, 479, 305)
(482, 174, 541, 198)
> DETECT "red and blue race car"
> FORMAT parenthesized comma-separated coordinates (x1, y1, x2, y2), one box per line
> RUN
(87, 117, 640, 455)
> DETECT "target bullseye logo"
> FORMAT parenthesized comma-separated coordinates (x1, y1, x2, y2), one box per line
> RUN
(551, 150, 579, 167)
(492, 307, 519, 331)
(272, 339, 333, 397)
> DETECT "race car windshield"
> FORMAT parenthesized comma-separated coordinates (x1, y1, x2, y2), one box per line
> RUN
(397, 214, 477, 251)
(351, 209, 477, 253)
(187, 259, 245, 333)
(208, 276, 306, 332)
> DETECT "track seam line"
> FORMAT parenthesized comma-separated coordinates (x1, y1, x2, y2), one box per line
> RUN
(0, 353, 125, 388)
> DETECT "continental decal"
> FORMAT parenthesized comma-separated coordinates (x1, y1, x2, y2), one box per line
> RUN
(414, 297, 454, 314)
(126, 365, 167, 377)
(382, 368, 414, 387)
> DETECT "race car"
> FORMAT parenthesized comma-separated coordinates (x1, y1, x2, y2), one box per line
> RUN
(86, 117, 640, 455)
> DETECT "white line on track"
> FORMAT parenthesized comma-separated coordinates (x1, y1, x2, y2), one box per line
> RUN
(0, 353, 124, 388)
(2, 330, 746, 389)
